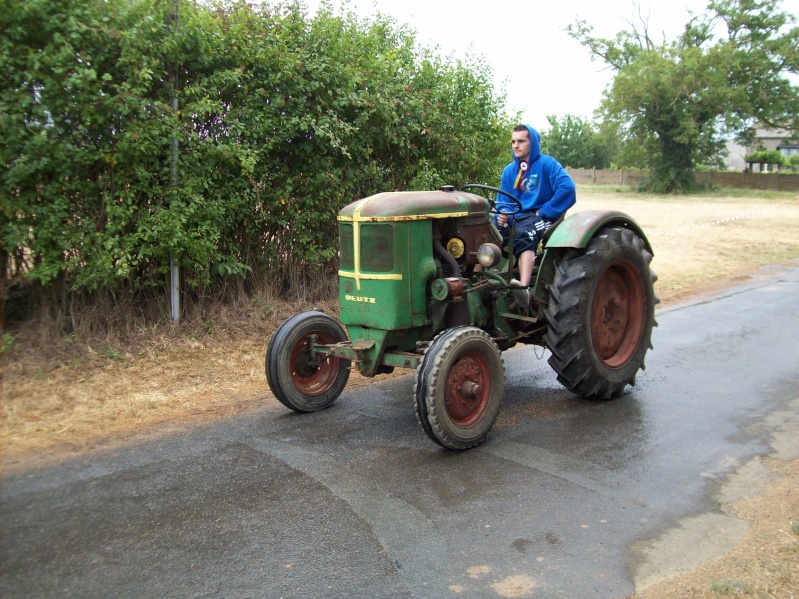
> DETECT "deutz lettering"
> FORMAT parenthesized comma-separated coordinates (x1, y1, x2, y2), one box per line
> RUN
(345, 294, 376, 304)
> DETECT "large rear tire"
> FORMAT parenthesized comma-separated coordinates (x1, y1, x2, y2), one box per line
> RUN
(414, 327, 505, 450)
(544, 227, 657, 399)
(266, 311, 350, 412)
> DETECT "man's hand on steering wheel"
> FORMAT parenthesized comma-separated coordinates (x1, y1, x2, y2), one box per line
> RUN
(496, 212, 512, 228)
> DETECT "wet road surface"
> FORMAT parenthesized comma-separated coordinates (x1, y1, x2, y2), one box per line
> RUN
(2, 266, 799, 598)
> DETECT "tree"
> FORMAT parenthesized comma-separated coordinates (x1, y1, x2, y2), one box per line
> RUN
(540, 114, 611, 169)
(595, 119, 649, 169)
(569, 0, 799, 193)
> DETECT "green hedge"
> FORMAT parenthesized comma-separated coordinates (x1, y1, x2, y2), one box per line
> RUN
(1, 0, 513, 304)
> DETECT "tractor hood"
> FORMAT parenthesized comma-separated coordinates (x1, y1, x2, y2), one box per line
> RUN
(338, 190, 489, 222)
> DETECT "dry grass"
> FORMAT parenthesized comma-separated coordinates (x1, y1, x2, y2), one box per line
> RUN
(0, 291, 381, 459)
(0, 295, 317, 456)
(1, 334, 266, 442)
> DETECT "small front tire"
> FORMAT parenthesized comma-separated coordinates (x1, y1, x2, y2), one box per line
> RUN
(266, 311, 350, 412)
(414, 327, 505, 450)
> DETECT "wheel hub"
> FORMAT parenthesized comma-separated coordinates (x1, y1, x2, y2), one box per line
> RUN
(591, 262, 646, 368)
(444, 354, 490, 426)
(290, 334, 340, 396)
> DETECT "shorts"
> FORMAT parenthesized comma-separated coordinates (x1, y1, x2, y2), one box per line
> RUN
(500, 212, 554, 257)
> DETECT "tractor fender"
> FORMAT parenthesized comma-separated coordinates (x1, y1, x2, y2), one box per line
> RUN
(533, 210, 654, 304)
(544, 210, 652, 252)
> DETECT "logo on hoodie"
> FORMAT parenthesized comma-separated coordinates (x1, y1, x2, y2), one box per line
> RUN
(520, 173, 538, 193)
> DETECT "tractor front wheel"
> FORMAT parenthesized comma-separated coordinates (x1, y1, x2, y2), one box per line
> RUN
(544, 227, 657, 399)
(266, 311, 350, 412)
(414, 327, 505, 450)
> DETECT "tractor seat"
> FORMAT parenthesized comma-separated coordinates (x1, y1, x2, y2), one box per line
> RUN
(541, 214, 565, 248)
(530, 214, 566, 273)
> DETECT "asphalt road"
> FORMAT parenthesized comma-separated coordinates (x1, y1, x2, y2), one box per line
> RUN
(2, 266, 799, 599)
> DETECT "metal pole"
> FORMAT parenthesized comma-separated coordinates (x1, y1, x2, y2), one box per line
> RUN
(170, 256, 180, 321)
(169, 0, 180, 322)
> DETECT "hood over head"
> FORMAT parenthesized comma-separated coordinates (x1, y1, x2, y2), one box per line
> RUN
(514, 124, 541, 165)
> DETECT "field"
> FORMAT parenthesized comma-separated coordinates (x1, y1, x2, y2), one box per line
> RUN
(2, 186, 798, 596)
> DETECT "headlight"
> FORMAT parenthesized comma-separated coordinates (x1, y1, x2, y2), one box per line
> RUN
(477, 243, 502, 268)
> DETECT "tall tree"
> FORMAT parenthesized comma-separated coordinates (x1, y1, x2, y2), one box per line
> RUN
(569, 0, 799, 192)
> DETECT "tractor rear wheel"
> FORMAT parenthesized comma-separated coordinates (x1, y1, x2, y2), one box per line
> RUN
(544, 227, 657, 399)
(266, 311, 350, 412)
(414, 327, 505, 449)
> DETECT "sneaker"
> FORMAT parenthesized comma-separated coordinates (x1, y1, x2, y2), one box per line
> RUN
(510, 279, 531, 308)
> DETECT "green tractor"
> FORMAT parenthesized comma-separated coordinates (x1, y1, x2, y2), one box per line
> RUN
(266, 185, 657, 449)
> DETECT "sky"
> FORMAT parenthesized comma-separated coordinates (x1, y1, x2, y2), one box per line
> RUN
(301, 0, 799, 129)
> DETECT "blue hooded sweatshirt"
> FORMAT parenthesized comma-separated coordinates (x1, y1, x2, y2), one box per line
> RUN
(497, 125, 576, 223)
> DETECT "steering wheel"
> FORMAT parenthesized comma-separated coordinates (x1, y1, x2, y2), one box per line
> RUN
(461, 184, 523, 216)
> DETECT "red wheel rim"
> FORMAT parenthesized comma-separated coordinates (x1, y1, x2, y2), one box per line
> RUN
(443, 351, 492, 427)
(591, 261, 646, 368)
(289, 332, 340, 396)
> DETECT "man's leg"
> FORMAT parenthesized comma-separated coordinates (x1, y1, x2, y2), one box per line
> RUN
(518, 249, 534, 287)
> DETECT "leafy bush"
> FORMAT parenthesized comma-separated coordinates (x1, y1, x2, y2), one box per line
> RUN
(744, 149, 788, 170)
(1, 0, 513, 327)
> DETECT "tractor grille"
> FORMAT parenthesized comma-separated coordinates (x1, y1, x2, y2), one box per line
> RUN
(339, 223, 394, 273)
(361, 224, 393, 272)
